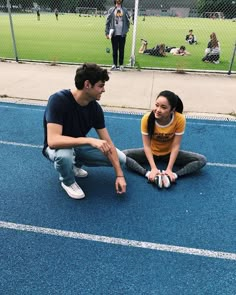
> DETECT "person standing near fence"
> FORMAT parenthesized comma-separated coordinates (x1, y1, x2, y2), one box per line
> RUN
(55, 8, 59, 21)
(105, 0, 130, 71)
(36, 7, 40, 21)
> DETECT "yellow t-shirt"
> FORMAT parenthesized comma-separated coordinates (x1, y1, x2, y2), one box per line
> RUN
(141, 111, 186, 156)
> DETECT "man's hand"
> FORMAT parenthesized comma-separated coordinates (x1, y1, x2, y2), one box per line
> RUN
(91, 138, 112, 155)
(115, 176, 127, 194)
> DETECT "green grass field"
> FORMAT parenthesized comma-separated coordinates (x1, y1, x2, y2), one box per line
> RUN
(0, 13, 235, 72)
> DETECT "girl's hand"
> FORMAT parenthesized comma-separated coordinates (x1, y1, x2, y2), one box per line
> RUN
(149, 168, 161, 182)
(163, 169, 176, 182)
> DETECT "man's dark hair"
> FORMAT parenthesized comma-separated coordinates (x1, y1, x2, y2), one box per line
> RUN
(114, 0, 123, 4)
(75, 63, 109, 90)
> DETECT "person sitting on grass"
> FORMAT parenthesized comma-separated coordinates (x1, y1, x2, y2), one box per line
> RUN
(170, 45, 190, 56)
(202, 32, 220, 64)
(139, 39, 166, 57)
(122, 90, 207, 189)
(185, 29, 197, 45)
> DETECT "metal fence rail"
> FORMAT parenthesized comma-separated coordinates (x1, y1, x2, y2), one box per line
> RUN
(0, 0, 235, 73)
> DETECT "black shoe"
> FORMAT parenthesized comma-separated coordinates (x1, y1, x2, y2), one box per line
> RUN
(154, 175, 163, 189)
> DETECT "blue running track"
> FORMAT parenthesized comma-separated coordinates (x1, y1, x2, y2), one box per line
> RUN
(0, 102, 236, 295)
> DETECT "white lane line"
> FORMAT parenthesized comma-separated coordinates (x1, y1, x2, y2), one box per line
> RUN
(0, 140, 236, 168)
(0, 140, 43, 148)
(207, 162, 236, 168)
(0, 221, 235, 261)
(0, 104, 44, 112)
(0, 104, 235, 126)
(186, 122, 236, 128)
(105, 115, 236, 127)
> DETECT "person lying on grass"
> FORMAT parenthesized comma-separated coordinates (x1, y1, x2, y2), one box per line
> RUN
(170, 45, 190, 56)
(139, 39, 167, 57)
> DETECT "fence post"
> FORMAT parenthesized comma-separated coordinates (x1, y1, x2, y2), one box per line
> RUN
(130, 0, 139, 67)
(227, 41, 236, 75)
(7, 0, 19, 62)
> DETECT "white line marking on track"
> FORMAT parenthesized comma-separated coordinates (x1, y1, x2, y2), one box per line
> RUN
(105, 115, 236, 127)
(0, 221, 235, 261)
(0, 104, 235, 126)
(0, 104, 44, 112)
(0, 140, 43, 148)
(186, 122, 236, 128)
(207, 162, 236, 168)
(0, 140, 236, 168)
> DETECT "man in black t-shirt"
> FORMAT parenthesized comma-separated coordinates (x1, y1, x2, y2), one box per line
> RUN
(43, 63, 126, 199)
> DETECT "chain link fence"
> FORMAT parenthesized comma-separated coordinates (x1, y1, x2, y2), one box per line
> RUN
(0, 0, 235, 73)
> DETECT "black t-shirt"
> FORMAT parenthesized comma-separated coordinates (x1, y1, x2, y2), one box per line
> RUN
(43, 89, 105, 155)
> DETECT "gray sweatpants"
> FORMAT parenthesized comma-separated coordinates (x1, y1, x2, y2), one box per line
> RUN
(123, 148, 207, 177)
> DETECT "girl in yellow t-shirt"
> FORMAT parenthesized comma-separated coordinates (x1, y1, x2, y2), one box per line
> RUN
(123, 90, 206, 189)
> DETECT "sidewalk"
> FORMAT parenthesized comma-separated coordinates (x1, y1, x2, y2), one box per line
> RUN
(0, 61, 235, 118)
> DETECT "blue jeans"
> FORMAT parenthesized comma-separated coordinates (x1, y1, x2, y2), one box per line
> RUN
(45, 145, 126, 186)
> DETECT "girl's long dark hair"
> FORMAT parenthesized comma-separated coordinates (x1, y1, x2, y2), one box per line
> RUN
(210, 32, 218, 48)
(147, 90, 184, 138)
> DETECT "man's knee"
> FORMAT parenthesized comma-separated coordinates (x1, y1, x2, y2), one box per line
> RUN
(199, 154, 207, 168)
(117, 149, 126, 166)
(54, 149, 74, 166)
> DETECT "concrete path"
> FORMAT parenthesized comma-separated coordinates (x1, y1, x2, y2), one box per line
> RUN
(0, 61, 235, 118)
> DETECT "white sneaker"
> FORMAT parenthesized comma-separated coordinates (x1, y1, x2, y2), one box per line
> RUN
(162, 174, 171, 188)
(61, 182, 85, 199)
(111, 65, 117, 71)
(119, 66, 125, 71)
(173, 173, 178, 180)
(73, 166, 88, 178)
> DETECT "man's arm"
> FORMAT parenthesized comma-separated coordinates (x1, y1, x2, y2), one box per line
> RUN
(47, 123, 112, 154)
(96, 128, 124, 176)
(47, 123, 126, 193)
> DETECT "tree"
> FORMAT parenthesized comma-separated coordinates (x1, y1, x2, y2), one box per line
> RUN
(7, 0, 34, 10)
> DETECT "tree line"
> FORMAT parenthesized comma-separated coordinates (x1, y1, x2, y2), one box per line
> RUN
(1, 0, 107, 12)
(1, 0, 235, 18)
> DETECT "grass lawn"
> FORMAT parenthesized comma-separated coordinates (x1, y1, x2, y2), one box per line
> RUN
(0, 13, 235, 72)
